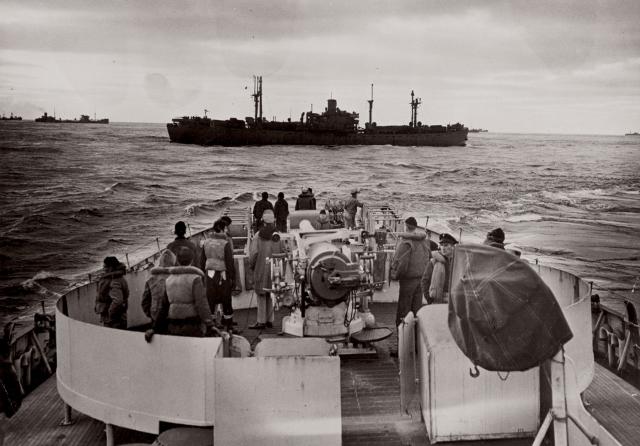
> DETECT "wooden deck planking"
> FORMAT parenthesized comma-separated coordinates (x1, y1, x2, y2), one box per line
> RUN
(3, 303, 640, 445)
(584, 363, 640, 446)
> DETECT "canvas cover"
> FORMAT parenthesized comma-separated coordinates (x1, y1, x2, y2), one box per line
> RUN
(448, 244, 573, 372)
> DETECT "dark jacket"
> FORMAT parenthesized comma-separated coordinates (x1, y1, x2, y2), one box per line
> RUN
(249, 224, 285, 295)
(391, 231, 431, 280)
(167, 237, 199, 266)
(95, 264, 129, 327)
(274, 198, 289, 222)
(253, 199, 274, 226)
(295, 191, 316, 210)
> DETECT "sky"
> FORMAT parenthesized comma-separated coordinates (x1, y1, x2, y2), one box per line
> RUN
(1, 0, 639, 134)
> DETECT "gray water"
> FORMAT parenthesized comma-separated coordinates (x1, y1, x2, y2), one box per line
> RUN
(1, 121, 639, 320)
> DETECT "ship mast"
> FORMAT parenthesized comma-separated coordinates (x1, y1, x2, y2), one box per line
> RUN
(410, 90, 421, 127)
(252, 75, 263, 123)
(368, 83, 374, 126)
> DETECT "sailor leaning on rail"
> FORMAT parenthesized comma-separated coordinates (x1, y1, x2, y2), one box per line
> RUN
(145, 247, 219, 341)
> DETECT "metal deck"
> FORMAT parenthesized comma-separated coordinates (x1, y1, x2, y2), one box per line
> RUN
(3, 303, 640, 445)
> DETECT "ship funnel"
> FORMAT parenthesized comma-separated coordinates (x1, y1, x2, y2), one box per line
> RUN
(327, 99, 337, 115)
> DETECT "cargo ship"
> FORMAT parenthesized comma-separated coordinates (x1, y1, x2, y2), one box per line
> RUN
(35, 113, 109, 124)
(167, 77, 468, 147)
(0, 113, 22, 120)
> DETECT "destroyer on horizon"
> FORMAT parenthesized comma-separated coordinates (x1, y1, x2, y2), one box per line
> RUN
(167, 77, 468, 147)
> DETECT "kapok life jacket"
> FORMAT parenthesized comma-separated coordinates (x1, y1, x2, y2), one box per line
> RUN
(448, 243, 573, 372)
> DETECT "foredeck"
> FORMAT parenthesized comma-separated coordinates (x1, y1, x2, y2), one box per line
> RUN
(4, 303, 640, 445)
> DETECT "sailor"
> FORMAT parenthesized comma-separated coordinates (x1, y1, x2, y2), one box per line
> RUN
(308, 187, 317, 210)
(295, 187, 315, 210)
(249, 210, 284, 329)
(314, 209, 332, 230)
(391, 217, 431, 328)
(200, 220, 236, 330)
(253, 192, 273, 231)
(95, 256, 130, 329)
(421, 233, 458, 304)
(166, 221, 198, 267)
(273, 192, 289, 232)
(146, 247, 218, 339)
(344, 188, 364, 229)
(484, 227, 506, 250)
(141, 249, 176, 323)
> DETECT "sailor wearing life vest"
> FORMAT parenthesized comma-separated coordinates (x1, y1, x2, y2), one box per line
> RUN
(200, 219, 236, 329)
(146, 247, 217, 340)
(421, 233, 458, 304)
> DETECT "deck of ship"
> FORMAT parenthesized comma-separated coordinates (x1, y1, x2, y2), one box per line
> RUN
(3, 302, 640, 445)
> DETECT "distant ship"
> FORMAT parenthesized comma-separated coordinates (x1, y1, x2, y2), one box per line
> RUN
(35, 112, 109, 124)
(167, 77, 468, 147)
(469, 128, 488, 133)
(625, 132, 639, 136)
(0, 113, 22, 120)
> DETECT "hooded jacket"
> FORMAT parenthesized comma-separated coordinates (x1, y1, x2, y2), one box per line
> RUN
(95, 263, 129, 323)
(141, 250, 176, 321)
(295, 191, 315, 210)
(391, 231, 431, 280)
(249, 224, 285, 295)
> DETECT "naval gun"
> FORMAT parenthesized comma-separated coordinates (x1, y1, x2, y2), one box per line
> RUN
(265, 220, 379, 338)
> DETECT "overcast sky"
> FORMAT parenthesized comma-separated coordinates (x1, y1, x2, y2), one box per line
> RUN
(1, 0, 639, 134)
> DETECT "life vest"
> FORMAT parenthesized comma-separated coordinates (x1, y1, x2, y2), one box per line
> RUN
(448, 244, 573, 372)
(165, 266, 203, 320)
(203, 235, 228, 271)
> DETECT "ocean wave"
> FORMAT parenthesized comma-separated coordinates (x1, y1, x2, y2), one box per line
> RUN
(504, 213, 544, 223)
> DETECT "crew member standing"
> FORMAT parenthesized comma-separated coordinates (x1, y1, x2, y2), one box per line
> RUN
(273, 192, 289, 232)
(421, 233, 458, 304)
(147, 247, 217, 339)
(391, 217, 431, 327)
(95, 256, 130, 329)
(253, 192, 273, 231)
(167, 221, 198, 266)
(200, 220, 236, 330)
(249, 210, 284, 329)
(295, 187, 315, 210)
(344, 188, 364, 229)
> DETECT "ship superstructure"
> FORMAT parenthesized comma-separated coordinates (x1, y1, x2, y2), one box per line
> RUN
(167, 77, 468, 147)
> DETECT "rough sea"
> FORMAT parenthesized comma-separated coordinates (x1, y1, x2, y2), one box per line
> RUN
(1, 121, 639, 324)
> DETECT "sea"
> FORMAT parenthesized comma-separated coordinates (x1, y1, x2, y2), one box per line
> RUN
(1, 121, 639, 324)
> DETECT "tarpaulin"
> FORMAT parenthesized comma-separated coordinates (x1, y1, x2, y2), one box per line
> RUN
(448, 244, 573, 372)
